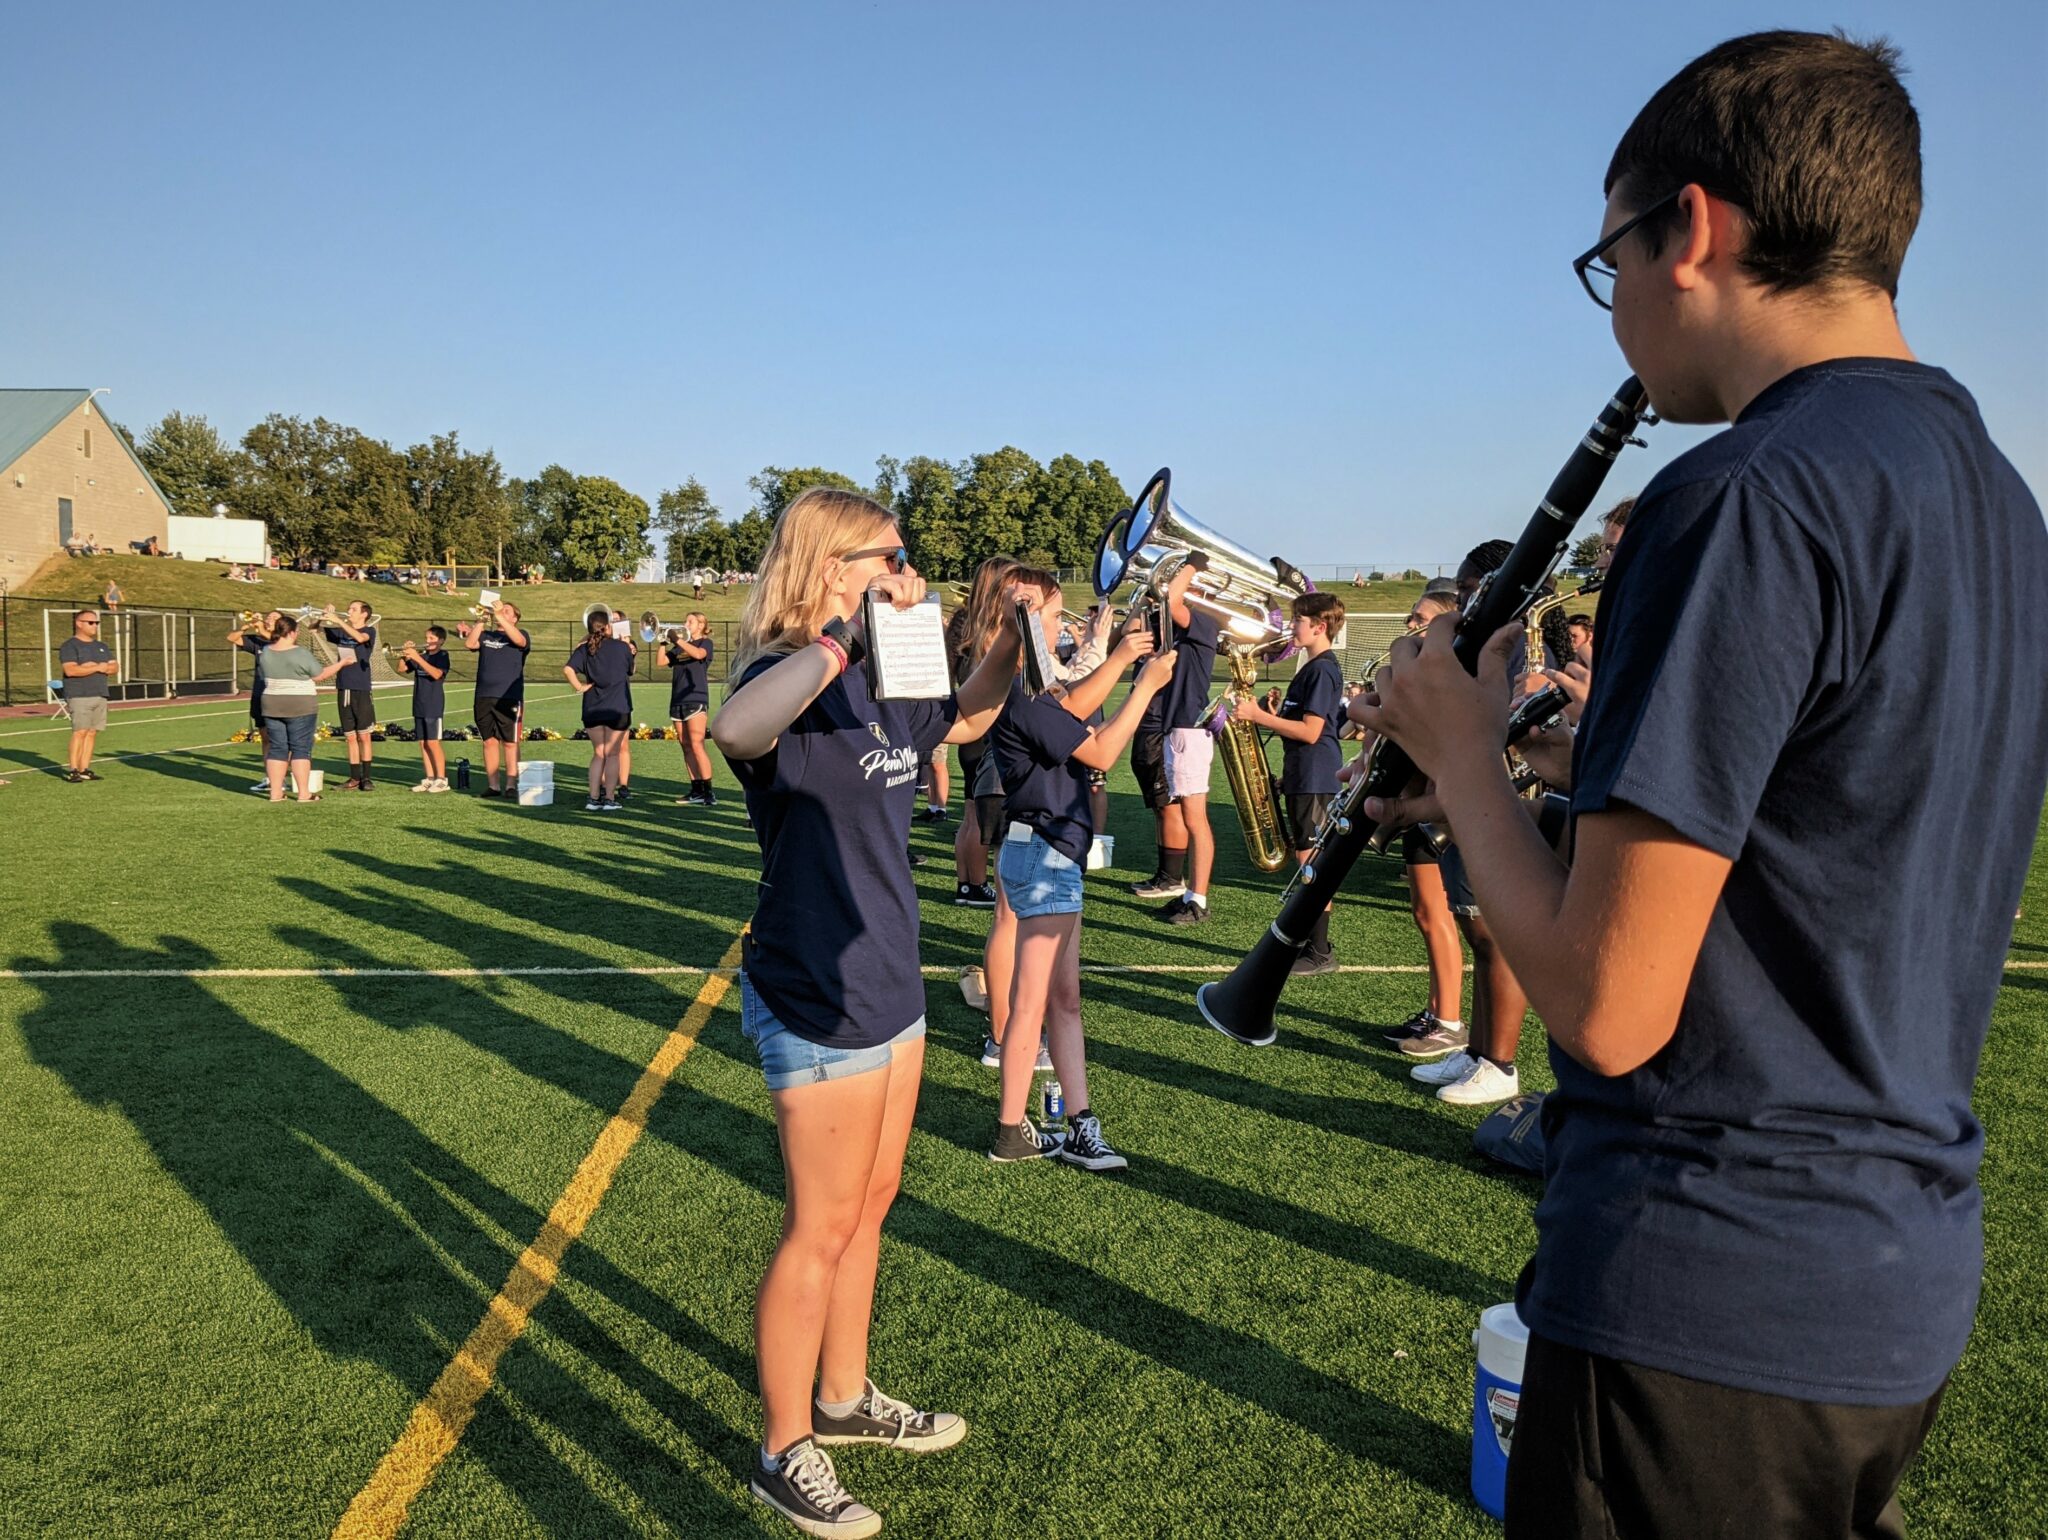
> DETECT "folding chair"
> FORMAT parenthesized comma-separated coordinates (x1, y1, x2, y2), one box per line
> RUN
(47, 680, 70, 721)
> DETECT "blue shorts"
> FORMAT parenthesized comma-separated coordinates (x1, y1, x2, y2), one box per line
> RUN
(739, 974, 925, 1092)
(1439, 842, 1479, 919)
(261, 713, 317, 761)
(998, 828, 1084, 919)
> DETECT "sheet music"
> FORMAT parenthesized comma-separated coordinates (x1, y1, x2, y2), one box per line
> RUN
(864, 595, 952, 700)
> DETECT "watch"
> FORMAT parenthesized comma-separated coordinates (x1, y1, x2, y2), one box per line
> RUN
(821, 616, 867, 671)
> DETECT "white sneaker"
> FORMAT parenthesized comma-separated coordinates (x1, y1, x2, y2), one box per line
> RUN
(1411, 1048, 1474, 1086)
(411, 779, 434, 792)
(1437, 1056, 1520, 1106)
(429, 778, 450, 793)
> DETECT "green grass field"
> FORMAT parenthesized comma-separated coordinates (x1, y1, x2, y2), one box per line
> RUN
(1, 688, 2041, 1538)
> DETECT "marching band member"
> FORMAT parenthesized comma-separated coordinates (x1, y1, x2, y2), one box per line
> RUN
(711, 488, 1022, 1540)
(948, 559, 1019, 917)
(565, 610, 636, 812)
(988, 572, 1174, 1169)
(665, 612, 718, 805)
(395, 627, 451, 792)
(1226, 592, 1348, 976)
(228, 609, 282, 792)
(1362, 32, 2048, 1534)
(457, 601, 530, 799)
(1153, 557, 1221, 925)
(322, 601, 378, 791)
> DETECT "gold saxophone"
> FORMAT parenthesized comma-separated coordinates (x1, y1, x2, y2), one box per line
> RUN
(1206, 651, 1290, 872)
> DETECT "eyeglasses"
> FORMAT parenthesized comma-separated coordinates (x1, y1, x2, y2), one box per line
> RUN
(81, 618, 100, 626)
(838, 545, 910, 573)
(1572, 189, 1682, 310)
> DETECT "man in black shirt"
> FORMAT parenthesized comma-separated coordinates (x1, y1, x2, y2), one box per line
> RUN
(322, 601, 378, 791)
(459, 601, 531, 798)
(57, 609, 117, 783)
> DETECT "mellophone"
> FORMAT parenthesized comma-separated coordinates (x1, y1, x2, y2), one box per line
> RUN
(1192, 377, 1654, 1041)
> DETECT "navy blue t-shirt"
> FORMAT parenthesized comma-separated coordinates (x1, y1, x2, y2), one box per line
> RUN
(1159, 609, 1221, 731)
(406, 648, 450, 718)
(667, 638, 714, 710)
(238, 635, 266, 713)
(728, 653, 959, 1047)
(1526, 359, 2048, 1406)
(992, 680, 1095, 864)
(1277, 649, 1343, 794)
(324, 623, 375, 690)
(568, 638, 635, 719)
(474, 629, 529, 702)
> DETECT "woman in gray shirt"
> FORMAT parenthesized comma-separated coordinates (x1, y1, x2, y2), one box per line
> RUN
(257, 615, 347, 801)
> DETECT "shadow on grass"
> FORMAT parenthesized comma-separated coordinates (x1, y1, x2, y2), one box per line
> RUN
(12, 923, 758, 1535)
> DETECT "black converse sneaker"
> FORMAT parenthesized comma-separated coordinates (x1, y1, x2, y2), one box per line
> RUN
(1058, 1113, 1129, 1172)
(953, 881, 995, 909)
(750, 1437, 880, 1539)
(1381, 1008, 1438, 1047)
(989, 1118, 1061, 1163)
(812, 1379, 967, 1452)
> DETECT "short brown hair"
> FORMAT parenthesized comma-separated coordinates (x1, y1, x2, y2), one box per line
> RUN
(1606, 31, 1920, 298)
(1603, 496, 1636, 529)
(1294, 592, 1345, 633)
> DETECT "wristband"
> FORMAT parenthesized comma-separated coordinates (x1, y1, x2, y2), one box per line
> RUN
(815, 633, 850, 676)
(821, 615, 867, 671)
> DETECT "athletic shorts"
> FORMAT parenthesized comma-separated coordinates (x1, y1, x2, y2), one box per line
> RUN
(739, 974, 925, 1092)
(971, 794, 1006, 846)
(261, 713, 316, 761)
(998, 827, 1085, 919)
(68, 695, 108, 731)
(1163, 727, 1214, 800)
(336, 687, 376, 733)
(669, 699, 707, 723)
(1131, 730, 1169, 811)
(582, 710, 630, 732)
(965, 740, 1003, 801)
(1402, 826, 1441, 867)
(1286, 792, 1335, 852)
(475, 696, 523, 742)
(1439, 841, 1478, 919)
(413, 715, 443, 742)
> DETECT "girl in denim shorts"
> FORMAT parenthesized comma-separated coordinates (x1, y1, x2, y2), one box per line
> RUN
(986, 572, 1177, 1172)
(712, 489, 1022, 1540)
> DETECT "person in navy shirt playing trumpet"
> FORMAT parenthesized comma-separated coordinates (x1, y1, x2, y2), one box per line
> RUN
(711, 488, 1023, 1540)
(565, 608, 637, 812)
(989, 570, 1176, 1170)
(394, 627, 452, 792)
(1226, 591, 1348, 978)
(664, 612, 718, 806)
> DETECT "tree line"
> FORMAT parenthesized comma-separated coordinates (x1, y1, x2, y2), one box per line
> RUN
(131, 411, 1129, 583)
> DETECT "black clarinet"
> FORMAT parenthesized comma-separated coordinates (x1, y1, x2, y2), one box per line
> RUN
(1196, 378, 1651, 1046)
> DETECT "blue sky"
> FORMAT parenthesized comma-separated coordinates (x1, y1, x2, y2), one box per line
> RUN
(6, 1, 2042, 568)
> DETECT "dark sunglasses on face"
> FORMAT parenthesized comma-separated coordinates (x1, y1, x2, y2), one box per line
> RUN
(838, 545, 910, 573)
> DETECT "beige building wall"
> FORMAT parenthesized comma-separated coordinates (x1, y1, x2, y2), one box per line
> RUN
(0, 399, 169, 585)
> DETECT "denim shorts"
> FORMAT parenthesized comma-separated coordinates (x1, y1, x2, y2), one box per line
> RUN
(738, 974, 925, 1091)
(261, 713, 317, 761)
(998, 828, 1085, 919)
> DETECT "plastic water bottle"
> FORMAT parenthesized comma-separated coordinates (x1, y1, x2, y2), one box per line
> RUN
(1042, 1079, 1064, 1126)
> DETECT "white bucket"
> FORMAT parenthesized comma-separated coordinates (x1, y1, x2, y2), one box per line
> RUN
(517, 761, 555, 807)
(1087, 834, 1115, 870)
(305, 769, 324, 795)
(1471, 1302, 1529, 1519)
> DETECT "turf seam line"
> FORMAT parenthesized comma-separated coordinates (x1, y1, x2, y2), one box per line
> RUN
(328, 928, 746, 1540)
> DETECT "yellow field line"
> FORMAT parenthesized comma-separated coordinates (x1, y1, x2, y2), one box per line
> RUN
(329, 929, 747, 1540)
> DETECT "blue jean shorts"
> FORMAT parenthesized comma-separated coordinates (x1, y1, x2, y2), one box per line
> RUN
(738, 974, 925, 1092)
(998, 828, 1084, 919)
(261, 713, 317, 761)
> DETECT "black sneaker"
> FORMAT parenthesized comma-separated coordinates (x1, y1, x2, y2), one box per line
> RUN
(601, 796, 622, 812)
(953, 882, 996, 909)
(915, 805, 949, 824)
(750, 1437, 880, 1539)
(479, 785, 502, 799)
(989, 1118, 1061, 1163)
(1059, 1113, 1129, 1173)
(614, 785, 630, 804)
(812, 1378, 966, 1452)
(1130, 874, 1186, 899)
(678, 790, 707, 806)
(701, 788, 719, 807)
(82, 769, 104, 781)
(1290, 948, 1338, 977)
(355, 779, 374, 792)
(1381, 1009, 1438, 1047)
(907, 849, 928, 868)
(64, 770, 85, 784)
(1163, 896, 1210, 926)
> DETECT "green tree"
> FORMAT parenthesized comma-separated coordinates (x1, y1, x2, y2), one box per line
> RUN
(682, 517, 739, 573)
(870, 454, 901, 509)
(405, 433, 513, 567)
(654, 478, 719, 574)
(747, 465, 866, 525)
(233, 415, 353, 564)
(730, 509, 775, 570)
(894, 456, 966, 579)
(547, 474, 653, 581)
(137, 411, 239, 519)
(955, 446, 1040, 571)
(1027, 453, 1127, 573)
(1569, 533, 1606, 569)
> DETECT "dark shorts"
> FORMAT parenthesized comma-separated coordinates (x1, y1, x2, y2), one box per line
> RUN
(1131, 730, 1169, 811)
(414, 715, 442, 742)
(1439, 842, 1477, 918)
(336, 688, 376, 733)
(1506, 1331, 1945, 1540)
(971, 794, 1006, 846)
(583, 710, 630, 732)
(476, 697, 523, 742)
(1285, 792, 1335, 851)
(670, 698, 707, 723)
(261, 713, 317, 761)
(1402, 825, 1441, 867)
(963, 739, 1003, 802)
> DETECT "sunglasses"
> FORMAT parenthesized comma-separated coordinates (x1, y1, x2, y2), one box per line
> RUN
(838, 545, 910, 573)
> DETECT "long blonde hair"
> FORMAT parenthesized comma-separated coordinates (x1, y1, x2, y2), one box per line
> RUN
(730, 487, 897, 681)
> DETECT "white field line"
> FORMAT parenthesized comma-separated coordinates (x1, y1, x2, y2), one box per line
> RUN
(0, 684, 583, 739)
(4, 961, 2043, 982)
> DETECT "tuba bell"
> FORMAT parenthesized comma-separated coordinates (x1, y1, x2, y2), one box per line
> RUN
(1096, 469, 1311, 873)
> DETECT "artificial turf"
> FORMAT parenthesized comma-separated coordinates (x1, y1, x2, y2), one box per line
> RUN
(1, 688, 2042, 1538)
